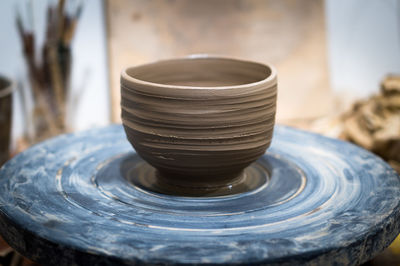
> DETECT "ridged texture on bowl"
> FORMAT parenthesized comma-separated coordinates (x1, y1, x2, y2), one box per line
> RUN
(121, 57, 277, 186)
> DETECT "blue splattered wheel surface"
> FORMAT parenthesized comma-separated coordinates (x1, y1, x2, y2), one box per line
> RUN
(0, 125, 399, 265)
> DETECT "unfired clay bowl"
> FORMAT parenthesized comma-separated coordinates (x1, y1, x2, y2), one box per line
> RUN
(121, 56, 277, 190)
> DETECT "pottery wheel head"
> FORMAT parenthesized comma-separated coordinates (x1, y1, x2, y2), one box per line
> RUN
(121, 56, 277, 193)
(1, 125, 399, 265)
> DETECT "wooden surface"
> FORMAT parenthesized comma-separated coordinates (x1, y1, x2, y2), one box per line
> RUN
(106, 0, 332, 123)
(0, 125, 399, 265)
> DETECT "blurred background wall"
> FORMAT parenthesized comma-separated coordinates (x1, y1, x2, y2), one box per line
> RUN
(107, 0, 333, 123)
(325, 0, 400, 100)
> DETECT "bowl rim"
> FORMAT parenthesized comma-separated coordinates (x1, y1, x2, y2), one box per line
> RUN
(121, 55, 277, 92)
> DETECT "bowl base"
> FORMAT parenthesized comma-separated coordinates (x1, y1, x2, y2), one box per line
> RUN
(121, 154, 269, 197)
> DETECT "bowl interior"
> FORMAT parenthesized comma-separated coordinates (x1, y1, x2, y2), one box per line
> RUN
(125, 57, 272, 87)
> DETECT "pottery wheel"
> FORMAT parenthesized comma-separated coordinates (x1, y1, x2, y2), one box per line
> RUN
(0, 125, 399, 265)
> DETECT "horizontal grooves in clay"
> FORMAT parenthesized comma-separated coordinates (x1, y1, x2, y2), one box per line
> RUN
(121, 108, 274, 130)
(121, 83, 277, 101)
(121, 57, 277, 180)
(120, 82, 276, 99)
(122, 118, 274, 139)
(123, 123, 273, 144)
(121, 94, 276, 115)
(121, 108, 275, 131)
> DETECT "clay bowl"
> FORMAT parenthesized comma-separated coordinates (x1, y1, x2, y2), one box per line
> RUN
(121, 56, 277, 190)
